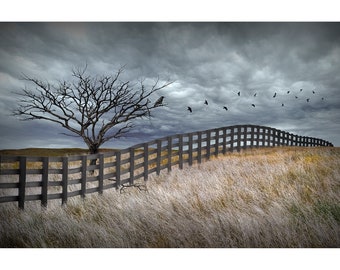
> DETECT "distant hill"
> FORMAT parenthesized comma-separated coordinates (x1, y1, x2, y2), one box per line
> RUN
(0, 148, 117, 157)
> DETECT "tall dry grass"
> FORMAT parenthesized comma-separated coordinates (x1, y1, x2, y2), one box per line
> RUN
(0, 147, 339, 247)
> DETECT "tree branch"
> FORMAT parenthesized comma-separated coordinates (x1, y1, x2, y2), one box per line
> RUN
(13, 66, 173, 152)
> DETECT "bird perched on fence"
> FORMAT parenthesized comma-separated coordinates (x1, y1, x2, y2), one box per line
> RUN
(223, 106, 228, 111)
(154, 96, 165, 107)
(204, 100, 208, 105)
(187, 106, 192, 113)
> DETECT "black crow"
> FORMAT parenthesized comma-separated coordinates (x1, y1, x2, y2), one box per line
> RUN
(251, 104, 256, 107)
(237, 91, 241, 96)
(204, 100, 208, 105)
(154, 96, 164, 107)
(306, 98, 310, 102)
(223, 106, 228, 111)
(187, 106, 192, 113)
(287, 91, 290, 94)
(273, 93, 277, 98)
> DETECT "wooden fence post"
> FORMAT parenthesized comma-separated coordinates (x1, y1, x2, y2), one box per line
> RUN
(129, 148, 135, 185)
(99, 154, 104, 194)
(81, 155, 87, 197)
(115, 151, 121, 189)
(18, 156, 27, 210)
(41, 157, 49, 207)
(197, 132, 202, 163)
(61, 156, 68, 205)
(215, 129, 219, 157)
(243, 127, 247, 149)
(295, 135, 298, 146)
(282, 132, 287, 146)
(188, 133, 193, 166)
(261, 128, 265, 146)
(167, 137, 172, 172)
(230, 127, 234, 152)
(250, 126, 254, 148)
(144, 143, 149, 181)
(237, 127, 241, 152)
(179, 135, 183, 170)
(156, 140, 161, 175)
(207, 131, 211, 159)
(268, 128, 272, 146)
(222, 128, 227, 154)
(256, 126, 261, 147)
(273, 129, 277, 146)
(312, 137, 316, 146)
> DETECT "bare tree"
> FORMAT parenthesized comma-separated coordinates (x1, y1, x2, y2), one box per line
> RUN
(13, 66, 172, 154)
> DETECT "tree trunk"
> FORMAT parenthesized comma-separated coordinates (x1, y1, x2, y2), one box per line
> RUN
(89, 144, 100, 174)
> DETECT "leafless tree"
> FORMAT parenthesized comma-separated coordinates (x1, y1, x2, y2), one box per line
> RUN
(13, 66, 172, 154)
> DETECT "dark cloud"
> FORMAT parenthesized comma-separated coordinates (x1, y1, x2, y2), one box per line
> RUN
(0, 22, 339, 149)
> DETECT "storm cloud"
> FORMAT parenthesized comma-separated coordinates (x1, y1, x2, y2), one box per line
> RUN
(0, 22, 339, 149)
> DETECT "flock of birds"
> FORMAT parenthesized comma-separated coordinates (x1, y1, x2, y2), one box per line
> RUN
(153, 88, 326, 114)
(185, 88, 325, 113)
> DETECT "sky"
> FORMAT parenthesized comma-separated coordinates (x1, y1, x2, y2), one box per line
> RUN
(1, 22, 340, 149)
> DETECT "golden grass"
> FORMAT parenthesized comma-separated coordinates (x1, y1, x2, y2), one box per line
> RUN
(0, 147, 339, 247)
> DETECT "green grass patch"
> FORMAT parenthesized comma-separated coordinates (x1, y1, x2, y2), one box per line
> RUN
(314, 200, 340, 222)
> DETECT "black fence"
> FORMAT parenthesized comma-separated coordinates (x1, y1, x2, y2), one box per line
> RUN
(0, 124, 333, 209)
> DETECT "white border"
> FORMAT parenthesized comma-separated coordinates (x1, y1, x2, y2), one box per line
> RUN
(1, 0, 340, 21)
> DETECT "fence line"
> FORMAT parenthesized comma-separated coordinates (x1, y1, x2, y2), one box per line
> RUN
(0, 124, 333, 209)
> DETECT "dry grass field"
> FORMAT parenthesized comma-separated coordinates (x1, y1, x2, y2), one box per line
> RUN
(0, 146, 339, 247)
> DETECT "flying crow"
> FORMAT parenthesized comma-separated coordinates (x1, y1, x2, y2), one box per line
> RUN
(187, 106, 192, 113)
(223, 106, 228, 111)
(204, 100, 208, 105)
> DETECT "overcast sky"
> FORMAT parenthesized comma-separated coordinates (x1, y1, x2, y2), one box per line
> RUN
(0, 22, 339, 149)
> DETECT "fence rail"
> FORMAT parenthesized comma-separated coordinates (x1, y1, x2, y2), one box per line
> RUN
(0, 124, 333, 209)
